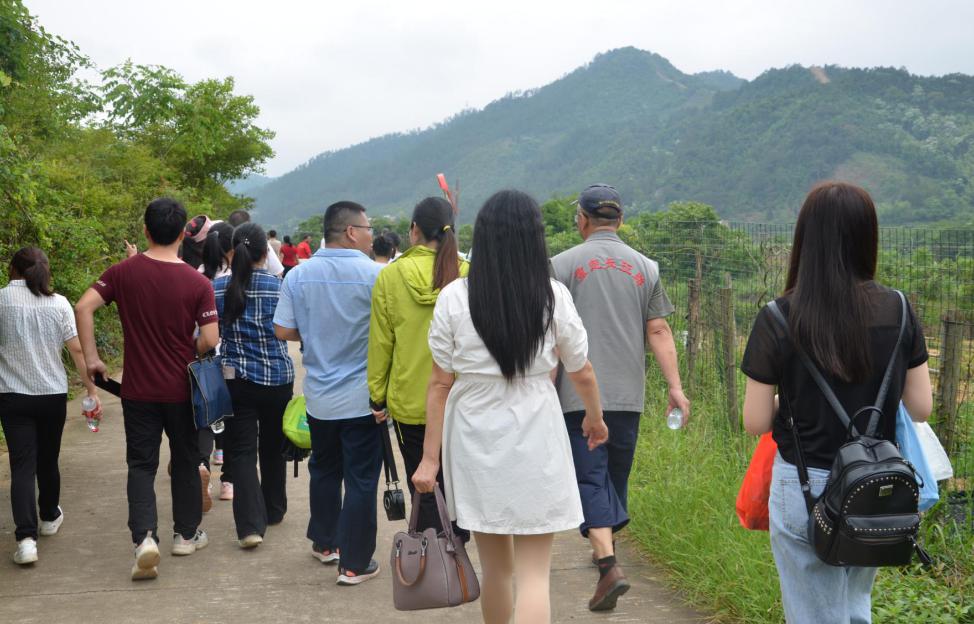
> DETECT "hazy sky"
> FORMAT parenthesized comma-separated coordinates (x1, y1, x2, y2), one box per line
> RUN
(26, 0, 974, 177)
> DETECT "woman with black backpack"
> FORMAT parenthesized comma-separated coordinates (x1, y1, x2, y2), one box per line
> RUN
(741, 182, 933, 622)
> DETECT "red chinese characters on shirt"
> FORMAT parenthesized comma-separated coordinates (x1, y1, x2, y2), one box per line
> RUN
(573, 257, 644, 286)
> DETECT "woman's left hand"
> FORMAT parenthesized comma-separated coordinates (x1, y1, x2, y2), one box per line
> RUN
(411, 458, 440, 494)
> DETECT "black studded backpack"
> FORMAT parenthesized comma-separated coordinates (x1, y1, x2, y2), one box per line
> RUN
(767, 291, 931, 567)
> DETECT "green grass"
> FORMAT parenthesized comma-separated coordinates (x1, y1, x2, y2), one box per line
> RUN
(627, 380, 974, 623)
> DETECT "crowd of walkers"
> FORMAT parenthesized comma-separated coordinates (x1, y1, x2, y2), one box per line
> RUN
(0, 179, 933, 623)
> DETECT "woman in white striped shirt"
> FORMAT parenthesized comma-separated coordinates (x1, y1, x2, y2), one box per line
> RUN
(0, 247, 102, 565)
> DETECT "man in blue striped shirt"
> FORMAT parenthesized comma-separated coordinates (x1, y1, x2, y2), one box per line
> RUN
(273, 201, 384, 585)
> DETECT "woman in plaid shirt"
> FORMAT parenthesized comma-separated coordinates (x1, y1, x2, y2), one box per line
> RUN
(213, 223, 295, 549)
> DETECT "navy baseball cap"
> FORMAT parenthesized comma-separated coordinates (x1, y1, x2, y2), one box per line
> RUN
(575, 184, 622, 218)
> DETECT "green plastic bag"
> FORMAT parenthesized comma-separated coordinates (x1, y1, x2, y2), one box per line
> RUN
(282, 395, 311, 449)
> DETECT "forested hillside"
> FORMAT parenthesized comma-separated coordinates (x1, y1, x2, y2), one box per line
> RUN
(0, 1, 274, 358)
(252, 48, 974, 228)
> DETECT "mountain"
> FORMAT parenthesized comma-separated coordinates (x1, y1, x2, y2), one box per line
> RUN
(251, 48, 974, 228)
(227, 173, 273, 195)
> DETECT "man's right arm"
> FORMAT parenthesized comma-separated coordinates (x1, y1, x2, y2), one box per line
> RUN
(74, 288, 108, 382)
(272, 274, 300, 341)
(274, 324, 301, 342)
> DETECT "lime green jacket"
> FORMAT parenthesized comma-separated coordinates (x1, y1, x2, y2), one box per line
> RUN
(368, 246, 469, 425)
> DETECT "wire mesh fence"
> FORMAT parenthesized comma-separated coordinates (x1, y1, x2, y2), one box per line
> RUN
(623, 221, 974, 501)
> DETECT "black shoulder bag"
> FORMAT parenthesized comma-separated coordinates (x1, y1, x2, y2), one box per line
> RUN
(767, 291, 930, 567)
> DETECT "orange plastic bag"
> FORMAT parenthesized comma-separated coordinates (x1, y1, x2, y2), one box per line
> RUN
(735, 432, 777, 531)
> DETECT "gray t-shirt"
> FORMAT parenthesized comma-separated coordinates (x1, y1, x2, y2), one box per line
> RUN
(551, 230, 674, 413)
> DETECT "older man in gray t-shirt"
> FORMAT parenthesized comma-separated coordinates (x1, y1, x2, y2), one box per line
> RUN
(552, 184, 690, 612)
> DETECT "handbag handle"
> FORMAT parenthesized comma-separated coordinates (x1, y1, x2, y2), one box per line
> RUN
(394, 536, 428, 587)
(408, 486, 457, 550)
(381, 422, 400, 487)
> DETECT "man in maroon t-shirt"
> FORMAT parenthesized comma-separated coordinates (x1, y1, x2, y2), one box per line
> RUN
(75, 198, 219, 581)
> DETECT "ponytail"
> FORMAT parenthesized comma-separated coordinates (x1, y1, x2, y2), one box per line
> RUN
(411, 196, 460, 291)
(201, 222, 234, 280)
(9, 247, 53, 297)
(223, 223, 268, 326)
(433, 225, 460, 290)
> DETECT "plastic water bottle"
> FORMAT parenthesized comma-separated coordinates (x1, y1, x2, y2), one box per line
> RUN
(666, 407, 684, 430)
(210, 419, 225, 434)
(82, 397, 99, 433)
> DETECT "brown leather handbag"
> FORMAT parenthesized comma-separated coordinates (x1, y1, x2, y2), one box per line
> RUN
(390, 486, 480, 611)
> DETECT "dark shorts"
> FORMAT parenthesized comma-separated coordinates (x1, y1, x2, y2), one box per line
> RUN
(564, 410, 641, 537)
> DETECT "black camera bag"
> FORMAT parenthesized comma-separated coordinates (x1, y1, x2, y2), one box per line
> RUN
(381, 421, 407, 522)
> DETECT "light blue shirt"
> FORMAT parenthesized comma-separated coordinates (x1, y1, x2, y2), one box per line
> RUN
(273, 247, 381, 420)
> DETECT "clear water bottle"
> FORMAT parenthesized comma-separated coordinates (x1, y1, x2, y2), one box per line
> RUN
(82, 396, 99, 433)
(210, 419, 225, 434)
(666, 407, 684, 430)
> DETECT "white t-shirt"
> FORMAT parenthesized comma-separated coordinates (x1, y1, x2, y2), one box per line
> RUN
(0, 281, 77, 395)
(198, 264, 232, 280)
(262, 242, 284, 276)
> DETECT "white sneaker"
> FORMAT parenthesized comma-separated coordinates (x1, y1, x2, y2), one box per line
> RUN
(39, 507, 64, 536)
(238, 534, 263, 549)
(132, 533, 160, 580)
(13, 538, 38, 565)
(172, 530, 208, 556)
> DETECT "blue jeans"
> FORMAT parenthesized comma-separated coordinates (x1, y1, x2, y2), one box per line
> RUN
(306, 414, 382, 571)
(770, 452, 878, 623)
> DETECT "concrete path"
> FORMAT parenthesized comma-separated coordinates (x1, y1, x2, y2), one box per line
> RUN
(0, 347, 708, 623)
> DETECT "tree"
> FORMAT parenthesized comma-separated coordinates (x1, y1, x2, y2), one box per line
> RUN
(101, 62, 275, 186)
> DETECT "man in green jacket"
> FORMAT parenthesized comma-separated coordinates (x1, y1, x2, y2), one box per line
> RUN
(368, 197, 468, 534)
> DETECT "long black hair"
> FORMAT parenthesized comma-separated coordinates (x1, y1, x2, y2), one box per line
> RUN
(9, 247, 54, 297)
(201, 221, 234, 280)
(468, 190, 554, 381)
(223, 223, 268, 326)
(412, 197, 460, 290)
(785, 181, 878, 383)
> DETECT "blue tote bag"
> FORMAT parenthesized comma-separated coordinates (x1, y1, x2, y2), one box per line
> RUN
(895, 402, 939, 512)
(188, 355, 234, 430)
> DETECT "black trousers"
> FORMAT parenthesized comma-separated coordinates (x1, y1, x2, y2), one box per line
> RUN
(225, 379, 293, 539)
(393, 420, 469, 542)
(0, 393, 66, 541)
(307, 414, 382, 572)
(122, 400, 201, 543)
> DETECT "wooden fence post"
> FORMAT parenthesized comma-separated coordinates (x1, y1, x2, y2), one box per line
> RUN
(686, 277, 701, 391)
(719, 273, 739, 432)
(935, 314, 963, 456)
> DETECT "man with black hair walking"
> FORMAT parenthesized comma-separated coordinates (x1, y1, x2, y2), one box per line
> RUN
(552, 184, 690, 612)
(75, 198, 220, 581)
(274, 201, 384, 586)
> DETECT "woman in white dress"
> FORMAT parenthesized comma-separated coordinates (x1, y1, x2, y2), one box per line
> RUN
(413, 190, 609, 624)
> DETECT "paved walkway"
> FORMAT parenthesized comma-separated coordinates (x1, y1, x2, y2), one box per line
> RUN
(0, 348, 708, 623)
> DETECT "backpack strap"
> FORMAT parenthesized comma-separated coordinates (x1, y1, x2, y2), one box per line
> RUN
(766, 290, 907, 439)
(866, 290, 908, 436)
(766, 290, 908, 514)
